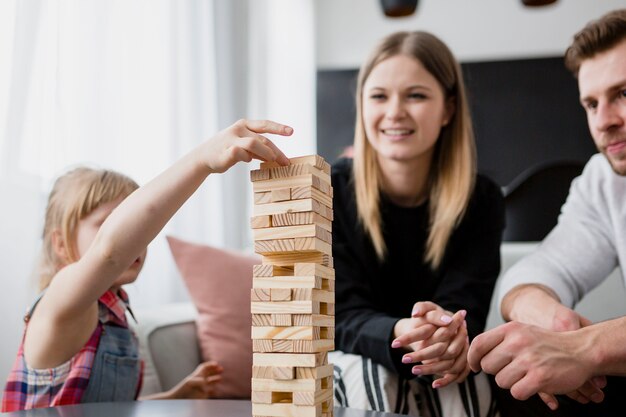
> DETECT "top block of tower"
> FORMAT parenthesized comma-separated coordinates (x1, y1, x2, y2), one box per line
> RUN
(260, 155, 331, 175)
(250, 155, 333, 260)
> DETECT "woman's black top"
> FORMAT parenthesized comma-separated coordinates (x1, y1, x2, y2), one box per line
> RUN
(332, 158, 505, 376)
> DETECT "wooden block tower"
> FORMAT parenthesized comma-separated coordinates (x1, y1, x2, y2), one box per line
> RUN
(250, 155, 334, 417)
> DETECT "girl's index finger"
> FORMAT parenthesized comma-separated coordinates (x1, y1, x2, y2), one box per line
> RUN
(245, 119, 294, 136)
(254, 134, 290, 166)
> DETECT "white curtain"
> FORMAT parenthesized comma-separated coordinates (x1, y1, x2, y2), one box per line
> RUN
(0, 0, 223, 309)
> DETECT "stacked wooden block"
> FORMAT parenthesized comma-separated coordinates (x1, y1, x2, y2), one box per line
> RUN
(250, 155, 335, 417)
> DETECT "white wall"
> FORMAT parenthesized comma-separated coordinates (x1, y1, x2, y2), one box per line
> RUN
(315, 0, 626, 68)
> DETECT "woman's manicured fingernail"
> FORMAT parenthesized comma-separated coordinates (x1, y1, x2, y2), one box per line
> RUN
(391, 340, 401, 348)
(412, 367, 422, 375)
(591, 393, 603, 403)
(441, 315, 452, 324)
(402, 356, 413, 364)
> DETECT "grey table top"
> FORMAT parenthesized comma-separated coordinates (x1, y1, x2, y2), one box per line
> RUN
(3, 399, 407, 417)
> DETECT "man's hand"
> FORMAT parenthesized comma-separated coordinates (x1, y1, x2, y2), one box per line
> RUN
(468, 321, 602, 410)
(501, 284, 606, 407)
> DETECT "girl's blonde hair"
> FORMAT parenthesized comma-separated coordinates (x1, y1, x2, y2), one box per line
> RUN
(353, 31, 476, 269)
(38, 167, 139, 291)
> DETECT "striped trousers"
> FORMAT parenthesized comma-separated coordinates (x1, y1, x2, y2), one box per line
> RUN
(330, 351, 498, 417)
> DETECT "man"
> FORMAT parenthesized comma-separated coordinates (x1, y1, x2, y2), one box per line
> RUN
(468, 9, 626, 415)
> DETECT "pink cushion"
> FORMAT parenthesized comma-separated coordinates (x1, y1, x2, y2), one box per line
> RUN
(167, 236, 259, 399)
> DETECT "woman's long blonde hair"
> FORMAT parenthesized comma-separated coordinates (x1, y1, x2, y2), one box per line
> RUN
(38, 167, 138, 291)
(353, 31, 476, 269)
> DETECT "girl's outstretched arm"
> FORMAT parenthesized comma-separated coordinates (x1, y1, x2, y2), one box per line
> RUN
(25, 119, 292, 369)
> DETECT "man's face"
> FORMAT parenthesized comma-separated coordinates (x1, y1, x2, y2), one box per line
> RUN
(578, 38, 626, 176)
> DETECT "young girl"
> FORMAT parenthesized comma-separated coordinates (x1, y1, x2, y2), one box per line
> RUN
(331, 31, 504, 416)
(2, 119, 293, 411)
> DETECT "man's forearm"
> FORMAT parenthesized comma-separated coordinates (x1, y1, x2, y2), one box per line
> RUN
(501, 284, 562, 324)
(581, 317, 626, 377)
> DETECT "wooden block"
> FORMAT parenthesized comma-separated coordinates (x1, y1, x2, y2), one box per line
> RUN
(252, 403, 322, 417)
(250, 168, 271, 182)
(273, 366, 295, 380)
(267, 164, 331, 185)
(292, 339, 334, 353)
(252, 313, 334, 328)
(252, 366, 295, 380)
(253, 352, 327, 367)
(251, 391, 273, 404)
(272, 340, 294, 353)
(254, 191, 272, 204)
(271, 188, 291, 202)
(291, 185, 333, 208)
(295, 364, 333, 380)
(255, 237, 331, 256)
(261, 155, 331, 175)
(252, 339, 273, 352)
(252, 378, 321, 392)
(293, 388, 333, 406)
(262, 253, 333, 268)
(252, 365, 274, 379)
(252, 339, 333, 353)
(253, 199, 332, 221)
(251, 391, 293, 404)
(255, 238, 296, 254)
(323, 303, 335, 316)
(251, 288, 271, 301)
(253, 224, 331, 243)
(272, 212, 332, 232)
(294, 263, 335, 279)
(253, 264, 293, 277)
(251, 215, 272, 229)
(251, 326, 318, 340)
(271, 288, 292, 301)
(271, 314, 292, 326)
(294, 237, 332, 256)
(291, 289, 334, 303)
(251, 300, 320, 315)
(252, 314, 273, 326)
(321, 327, 334, 340)
(253, 174, 332, 197)
(292, 314, 335, 327)
(253, 276, 323, 290)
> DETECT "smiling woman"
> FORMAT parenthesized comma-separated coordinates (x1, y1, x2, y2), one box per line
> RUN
(361, 54, 453, 205)
(330, 31, 504, 417)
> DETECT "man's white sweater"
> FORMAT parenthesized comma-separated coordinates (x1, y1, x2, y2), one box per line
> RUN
(499, 153, 626, 308)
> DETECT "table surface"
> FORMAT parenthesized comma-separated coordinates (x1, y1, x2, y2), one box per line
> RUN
(3, 399, 407, 417)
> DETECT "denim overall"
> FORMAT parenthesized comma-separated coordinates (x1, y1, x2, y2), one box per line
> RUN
(27, 293, 141, 403)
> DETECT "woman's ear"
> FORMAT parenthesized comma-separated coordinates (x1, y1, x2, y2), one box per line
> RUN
(51, 229, 70, 264)
(442, 96, 456, 127)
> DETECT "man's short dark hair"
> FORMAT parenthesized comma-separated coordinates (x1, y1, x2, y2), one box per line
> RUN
(565, 9, 626, 77)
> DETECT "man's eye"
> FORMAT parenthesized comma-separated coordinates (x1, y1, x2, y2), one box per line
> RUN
(584, 101, 597, 111)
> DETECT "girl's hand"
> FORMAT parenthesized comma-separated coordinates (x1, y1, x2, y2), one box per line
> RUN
(203, 119, 293, 174)
(166, 361, 224, 399)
